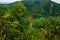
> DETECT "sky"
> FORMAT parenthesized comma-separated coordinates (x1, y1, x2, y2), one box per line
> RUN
(0, 0, 60, 4)
(51, 0, 60, 4)
(0, 0, 22, 4)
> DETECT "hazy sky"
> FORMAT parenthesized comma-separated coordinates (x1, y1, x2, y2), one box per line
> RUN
(0, 0, 22, 4)
(0, 0, 60, 4)
(51, 0, 60, 4)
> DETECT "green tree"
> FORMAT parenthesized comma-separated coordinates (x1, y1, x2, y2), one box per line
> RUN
(0, 4, 9, 17)
(0, 4, 9, 40)
(1, 2, 29, 40)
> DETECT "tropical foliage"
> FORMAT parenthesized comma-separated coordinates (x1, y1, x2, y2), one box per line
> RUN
(0, 1, 60, 40)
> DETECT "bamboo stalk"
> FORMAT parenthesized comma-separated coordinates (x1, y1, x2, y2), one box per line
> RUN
(50, 3, 54, 16)
(28, 22, 33, 33)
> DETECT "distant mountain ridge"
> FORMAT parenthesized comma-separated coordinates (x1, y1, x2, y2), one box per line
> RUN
(22, 1, 60, 16)
(0, 1, 60, 16)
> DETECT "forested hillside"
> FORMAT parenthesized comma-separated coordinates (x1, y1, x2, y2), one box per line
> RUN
(22, 1, 60, 16)
(0, 0, 60, 40)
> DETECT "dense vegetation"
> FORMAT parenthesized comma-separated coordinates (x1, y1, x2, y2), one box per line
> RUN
(0, 1, 60, 40)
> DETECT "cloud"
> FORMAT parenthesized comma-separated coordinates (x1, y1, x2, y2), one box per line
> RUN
(51, 0, 60, 4)
(0, 0, 22, 4)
